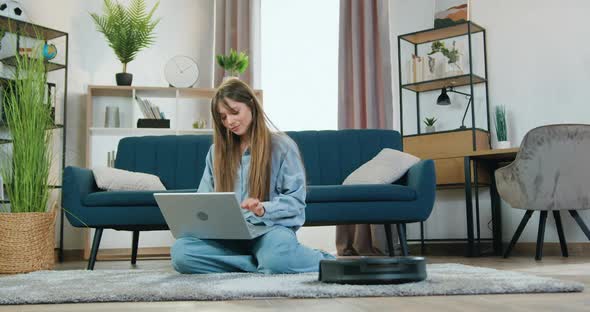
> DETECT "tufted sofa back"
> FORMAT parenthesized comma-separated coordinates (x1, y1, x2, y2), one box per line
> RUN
(115, 129, 402, 189)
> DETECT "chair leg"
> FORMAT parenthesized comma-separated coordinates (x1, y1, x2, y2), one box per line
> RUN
(569, 210, 590, 240)
(397, 223, 409, 256)
(420, 221, 425, 255)
(536, 211, 548, 261)
(88, 228, 103, 270)
(131, 231, 140, 265)
(553, 211, 568, 257)
(503, 210, 534, 258)
(384, 224, 395, 257)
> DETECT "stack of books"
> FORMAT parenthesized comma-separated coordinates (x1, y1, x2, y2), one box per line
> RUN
(135, 95, 170, 128)
(135, 95, 164, 119)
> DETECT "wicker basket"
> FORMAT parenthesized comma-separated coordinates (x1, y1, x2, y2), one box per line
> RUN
(0, 208, 56, 274)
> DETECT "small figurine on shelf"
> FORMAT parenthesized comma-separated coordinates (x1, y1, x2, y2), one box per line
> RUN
(192, 119, 207, 129)
(423, 117, 437, 133)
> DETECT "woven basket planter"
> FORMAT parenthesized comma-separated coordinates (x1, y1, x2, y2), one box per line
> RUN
(0, 208, 56, 274)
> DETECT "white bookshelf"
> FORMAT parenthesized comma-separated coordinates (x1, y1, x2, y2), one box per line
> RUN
(86, 85, 263, 168)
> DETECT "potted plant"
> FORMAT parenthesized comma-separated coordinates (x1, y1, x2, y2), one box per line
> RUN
(428, 40, 462, 77)
(216, 49, 249, 81)
(0, 44, 56, 273)
(90, 0, 160, 86)
(494, 105, 510, 149)
(424, 117, 437, 133)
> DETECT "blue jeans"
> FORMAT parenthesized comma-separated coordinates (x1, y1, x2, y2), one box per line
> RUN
(171, 226, 335, 274)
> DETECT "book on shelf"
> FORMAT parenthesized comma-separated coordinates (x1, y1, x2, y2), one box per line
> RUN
(135, 95, 162, 119)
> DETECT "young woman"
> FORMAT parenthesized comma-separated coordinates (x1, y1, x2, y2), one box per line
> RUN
(171, 78, 334, 274)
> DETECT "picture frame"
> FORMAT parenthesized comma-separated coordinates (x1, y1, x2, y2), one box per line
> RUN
(434, 0, 470, 28)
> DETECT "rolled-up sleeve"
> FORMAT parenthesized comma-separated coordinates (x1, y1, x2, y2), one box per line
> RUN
(197, 145, 214, 193)
(259, 142, 307, 224)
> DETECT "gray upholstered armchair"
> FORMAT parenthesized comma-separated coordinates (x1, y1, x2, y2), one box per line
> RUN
(496, 124, 590, 260)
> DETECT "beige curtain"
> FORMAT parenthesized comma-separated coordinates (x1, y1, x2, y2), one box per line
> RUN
(336, 0, 396, 256)
(214, 0, 261, 88)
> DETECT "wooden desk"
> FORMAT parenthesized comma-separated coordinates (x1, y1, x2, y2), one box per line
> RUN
(463, 148, 519, 256)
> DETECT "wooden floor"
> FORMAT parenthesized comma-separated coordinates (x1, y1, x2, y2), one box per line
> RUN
(1, 255, 588, 312)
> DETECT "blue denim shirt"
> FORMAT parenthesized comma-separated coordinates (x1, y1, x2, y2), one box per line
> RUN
(197, 134, 307, 229)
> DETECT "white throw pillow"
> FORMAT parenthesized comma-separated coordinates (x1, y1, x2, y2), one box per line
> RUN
(343, 148, 420, 185)
(92, 167, 166, 191)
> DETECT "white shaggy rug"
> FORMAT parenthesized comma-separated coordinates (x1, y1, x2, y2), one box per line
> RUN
(0, 263, 583, 304)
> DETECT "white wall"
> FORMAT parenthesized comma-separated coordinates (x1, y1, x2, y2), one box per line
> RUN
(19, 0, 215, 250)
(392, 0, 590, 243)
(15, 0, 590, 252)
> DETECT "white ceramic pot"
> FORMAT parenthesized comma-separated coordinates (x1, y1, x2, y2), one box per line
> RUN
(495, 141, 511, 149)
(425, 125, 435, 133)
(222, 76, 239, 83)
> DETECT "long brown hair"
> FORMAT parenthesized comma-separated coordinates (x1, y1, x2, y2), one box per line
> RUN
(210, 78, 272, 200)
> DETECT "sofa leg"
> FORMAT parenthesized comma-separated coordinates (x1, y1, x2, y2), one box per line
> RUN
(503, 210, 533, 258)
(569, 210, 590, 240)
(397, 223, 409, 257)
(384, 224, 395, 257)
(536, 211, 548, 261)
(553, 211, 568, 257)
(131, 231, 140, 265)
(88, 228, 103, 270)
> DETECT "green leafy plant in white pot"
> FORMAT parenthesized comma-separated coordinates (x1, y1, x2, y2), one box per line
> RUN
(423, 117, 437, 133)
(90, 0, 160, 86)
(0, 43, 56, 273)
(494, 105, 510, 149)
(216, 49, 249, 82)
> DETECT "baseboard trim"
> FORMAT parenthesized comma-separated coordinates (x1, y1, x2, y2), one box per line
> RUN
(55, 247, 171, 262)
(56, 242, 590, 262)
(408, 242, 590, 257)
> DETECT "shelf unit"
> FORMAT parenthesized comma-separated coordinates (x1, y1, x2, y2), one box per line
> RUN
(0, 16, 68, 260)
(84, 85, 263, 258)
(86, 86, 264, 166)
(397, 21, 490, 186)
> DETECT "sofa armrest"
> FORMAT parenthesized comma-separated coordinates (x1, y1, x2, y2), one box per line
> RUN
(403, 159, 436, 220)
(62, 166, 100, 227)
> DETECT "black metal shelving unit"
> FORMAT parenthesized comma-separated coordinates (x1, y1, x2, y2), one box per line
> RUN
(0, 16, 68, 261)
(397, 21, 491, 253)
(397, 21, 490, 148)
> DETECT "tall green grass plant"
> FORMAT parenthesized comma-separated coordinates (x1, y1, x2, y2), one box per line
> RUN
(494, 105, 507, 141)
(1, 44, 53, 213)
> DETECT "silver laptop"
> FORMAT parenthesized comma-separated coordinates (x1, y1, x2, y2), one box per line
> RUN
(153, 192, 272, 240)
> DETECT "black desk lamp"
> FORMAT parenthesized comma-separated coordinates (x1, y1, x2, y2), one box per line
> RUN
(436, 87, 472, 129)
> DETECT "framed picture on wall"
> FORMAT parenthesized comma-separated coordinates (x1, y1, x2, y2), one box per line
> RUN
(434, 0, 470, 28)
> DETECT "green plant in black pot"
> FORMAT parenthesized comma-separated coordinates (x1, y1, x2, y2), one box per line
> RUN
(90, 0, 160, 86)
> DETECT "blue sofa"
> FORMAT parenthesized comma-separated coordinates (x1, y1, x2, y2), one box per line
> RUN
(63, 129, 436, 269)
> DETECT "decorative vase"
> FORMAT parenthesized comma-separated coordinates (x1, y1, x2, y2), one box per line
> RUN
(0, 208, 56, 273)
(104, 106, 120, 128)
(425, 125, 435, 133)
(116, 72, 133, 86)
(426, 52, 447, 80)
(495, 141, 511, 149)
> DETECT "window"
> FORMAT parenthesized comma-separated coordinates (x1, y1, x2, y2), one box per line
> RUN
(261, 0, 339, 131)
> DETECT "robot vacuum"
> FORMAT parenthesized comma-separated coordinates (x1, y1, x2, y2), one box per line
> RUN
(319, 256, 427, 284)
